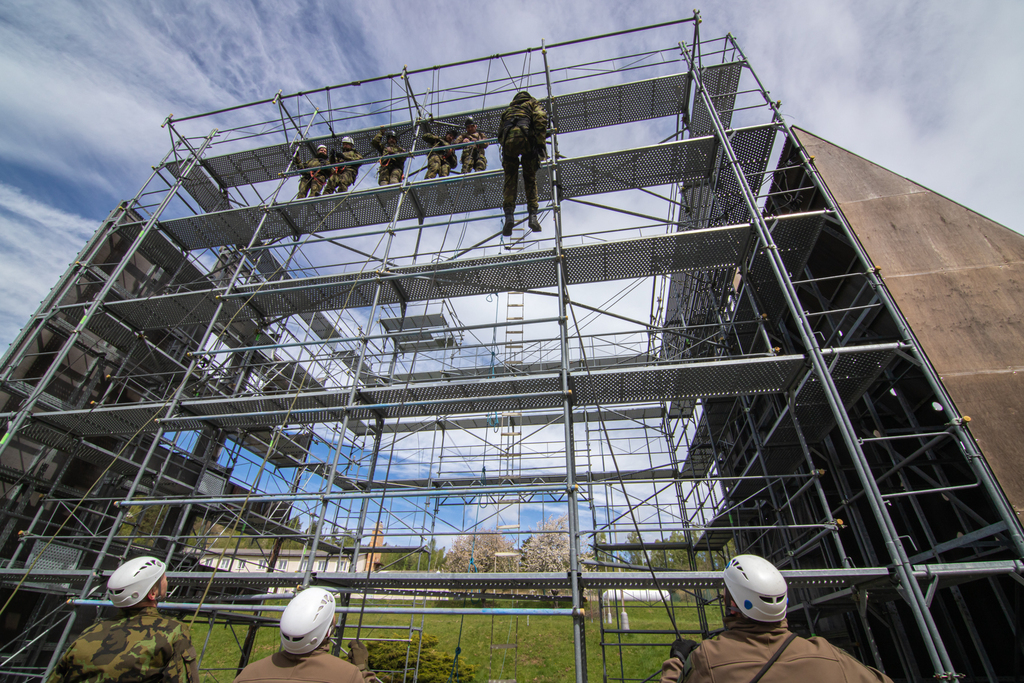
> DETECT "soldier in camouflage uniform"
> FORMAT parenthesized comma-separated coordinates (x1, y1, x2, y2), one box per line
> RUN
(421, 127, 458, 179)
(295, 145, 330, 198)
(370, 128, 407, 186)
(454, 117, 488, 174)
(47, 556, 198, 683)
(323, 137, 363, 194)
(498, 92, 549, 236)
(234, 588, 376, 683)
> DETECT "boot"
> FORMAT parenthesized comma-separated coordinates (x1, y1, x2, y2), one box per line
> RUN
(502, 208, 515, 237)
(349, 640, 369, 670)
(528, 207, 542, 232)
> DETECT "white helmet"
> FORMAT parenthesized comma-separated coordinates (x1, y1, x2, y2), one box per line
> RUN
(280, 588, 336, 654)
(341, 136, 355, 146)
(723, 554, 788, 622)
(317, 144, 328, 152)
(107, 556, 166, 608)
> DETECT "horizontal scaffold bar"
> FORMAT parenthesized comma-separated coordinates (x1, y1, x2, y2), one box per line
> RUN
(32, 353, 809, 436)
(156, 126, 772, 251)
(185, 70, 705, 190)
(70, 600, 581, 617)
(89, 221, 759, 330)
(9, 563, 1020, 594)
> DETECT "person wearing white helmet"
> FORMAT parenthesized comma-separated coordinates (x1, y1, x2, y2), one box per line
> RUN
(324, 137, 363, 194)
(234, 588, 377, 683)
(294, 143, 331, 198)
(660, 554, 892, 683)
(46, 556, 199, 683)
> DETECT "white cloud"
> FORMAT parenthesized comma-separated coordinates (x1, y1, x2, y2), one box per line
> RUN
(0, 183, 95, 348)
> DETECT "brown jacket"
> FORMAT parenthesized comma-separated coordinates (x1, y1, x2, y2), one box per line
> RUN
(234, 649, 372, 683)
(660, 617, 892, 683)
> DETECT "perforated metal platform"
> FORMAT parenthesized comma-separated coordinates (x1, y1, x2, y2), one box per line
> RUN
(166, 159, 231, 214)
(32, 354, 806, 437)
(96, 223, 753, 330)
(156, 127, 783, 251)
(766, 347, 898, 447)
(194, 72, 694, 191)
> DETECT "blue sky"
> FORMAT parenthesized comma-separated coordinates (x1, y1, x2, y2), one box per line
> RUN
(0, 0, 1021, 349)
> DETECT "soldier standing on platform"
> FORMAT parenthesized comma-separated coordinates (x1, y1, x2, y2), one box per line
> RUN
(323, 136, 363, 194)
(498, 91, 549, 236)
(370, 128, 407, 186)
(454, 117, 488, 174)
(47, 556, 199, 683)
(422, 126, 458, 179)
(296, 144, 330, 198)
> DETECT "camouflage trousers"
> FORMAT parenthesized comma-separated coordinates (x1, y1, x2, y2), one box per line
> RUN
(461, 146, 487, 174)
(298, 175, 325, 198)
(324, 168, 357, 194)
(378, 166, 403, 185)
(426, 155, 452, 180)
(502, 151, 540, 212)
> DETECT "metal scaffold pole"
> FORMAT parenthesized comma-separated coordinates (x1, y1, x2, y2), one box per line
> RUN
(0, 17, 1021, 683)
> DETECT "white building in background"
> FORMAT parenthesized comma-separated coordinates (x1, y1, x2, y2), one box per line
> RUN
(197, 526, 386, 574)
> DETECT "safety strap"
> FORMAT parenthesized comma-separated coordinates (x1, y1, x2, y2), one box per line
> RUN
(748, 632, 798, 683)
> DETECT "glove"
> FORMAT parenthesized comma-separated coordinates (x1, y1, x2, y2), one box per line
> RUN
(349, 640, 369, 669)
(670, 638, 698, 662)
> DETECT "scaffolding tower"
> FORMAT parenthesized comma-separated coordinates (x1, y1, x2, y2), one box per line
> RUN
(0, 15, 1022, 683)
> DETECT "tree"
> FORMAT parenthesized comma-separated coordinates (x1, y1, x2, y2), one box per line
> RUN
(369, 633, 476, 683)
(444, 529, 515, 572)
(521, 515, 571, 573)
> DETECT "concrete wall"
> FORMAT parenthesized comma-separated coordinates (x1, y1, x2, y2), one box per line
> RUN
(795, 128, 1024, 526)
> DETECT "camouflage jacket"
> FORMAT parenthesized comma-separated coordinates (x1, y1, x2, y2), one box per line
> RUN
(421, 133, 458, 165)
(370, 133, 407, 171)
(331, 149, 363, 173)
(498, 93, 548, 154)
(299, 153, 330, 180)
(47, 607, 198, 683)
(453, 129, 488, 148)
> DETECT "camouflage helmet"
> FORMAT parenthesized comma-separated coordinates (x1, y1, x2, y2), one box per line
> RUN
(385, 129, 397, 140)
(108, 556, 165, 608)
(464, 117, 475, 127)
(280, 588, 336, 654)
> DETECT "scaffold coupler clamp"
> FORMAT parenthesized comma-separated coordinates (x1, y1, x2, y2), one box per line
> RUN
(934, 672, 964, 681)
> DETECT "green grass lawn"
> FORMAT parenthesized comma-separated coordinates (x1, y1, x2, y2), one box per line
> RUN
(189, 596, 722, 683)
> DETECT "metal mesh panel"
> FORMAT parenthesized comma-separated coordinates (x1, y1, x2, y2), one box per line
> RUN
(166, 159, 230, 214)
(690, 62, 742, 136)
(201, 75, 690, 189)
(158, 206, 270, 251)
(99, 228, 752, 330)
(746, 212, 825, 321)
(766, 348, 897, 446)
(564, 224, 751, 284)
(573, 355, 803, 405)
(559, 138, 716, 198)
(679, 443, 715, 479)
(36, 356, 804, 435)
(554, 73, 688, 133)
(197, 470, 228, 496)
(20, 423, 139, 477)
(160, 132, 756, 252)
